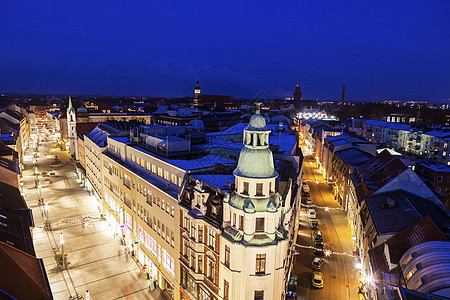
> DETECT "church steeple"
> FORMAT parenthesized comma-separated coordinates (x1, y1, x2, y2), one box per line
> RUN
(67, 95, 75, 114)
(194, 80, 201, 99)
(67, 95, 78, 159)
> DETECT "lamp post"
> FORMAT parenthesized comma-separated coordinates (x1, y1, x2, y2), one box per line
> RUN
(44, 201, 49, 229)
(60, 233, 65, 270)
(38, 181, 43, 203)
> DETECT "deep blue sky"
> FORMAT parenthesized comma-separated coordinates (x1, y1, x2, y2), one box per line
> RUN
(1, 1, 449, 101)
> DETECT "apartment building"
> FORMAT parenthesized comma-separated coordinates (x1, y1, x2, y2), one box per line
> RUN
(101, 125, 236, 299)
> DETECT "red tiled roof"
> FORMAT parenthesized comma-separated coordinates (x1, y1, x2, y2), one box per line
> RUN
(76, 122, 99, 137)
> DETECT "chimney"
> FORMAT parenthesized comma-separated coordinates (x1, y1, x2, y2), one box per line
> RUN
(341, 85, 345, 105)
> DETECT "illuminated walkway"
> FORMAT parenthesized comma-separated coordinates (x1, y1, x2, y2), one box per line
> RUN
(24, 132, 163, 300)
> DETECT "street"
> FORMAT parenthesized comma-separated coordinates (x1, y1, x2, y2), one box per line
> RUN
(292, 144, 360, 300)
(23, 129, 164, 300)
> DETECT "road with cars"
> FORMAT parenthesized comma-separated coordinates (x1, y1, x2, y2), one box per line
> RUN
(291, 147, 361, 299)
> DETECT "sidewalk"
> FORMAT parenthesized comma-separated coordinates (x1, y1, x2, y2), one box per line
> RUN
(24, 133, 166, 300)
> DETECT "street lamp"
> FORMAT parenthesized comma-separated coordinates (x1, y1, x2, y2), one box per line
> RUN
(38, 181, 43, 203)
(44, 201, 49, 229)
(60, 233, 65, 270)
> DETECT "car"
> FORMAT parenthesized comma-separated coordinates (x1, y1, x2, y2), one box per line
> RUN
(310, 220, 319, 229)
(306, 197, 313, 205)
(302, 179, 307, 184)
(307, 209, 316, 219)
(302, 191, 311, 198)
(314, 242, 324, 256)
(311, 257, 325, 270)
(313, 231, 323, 242)
(286, 275, 298, 299)
(303, 184, 310, 193)
(312, 271, 324, 288)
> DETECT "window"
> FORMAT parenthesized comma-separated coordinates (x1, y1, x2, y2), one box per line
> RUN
(171, 206, 174, 216)
(437, 176, 443, 182)
(243, 182, 249, 195)
(147, 191, 152, 205)
(239, 215, 244, 230)
(198, 226, 203, 243)
(158, 167, 163, 177)
(162, 199, 165, 211)
(198, 255, 203, 273)
(225, 245, 230, 267)
(208, 230, 215, 250)
(171, 174, 177, 184)
(183, 239, 188, 257)
(224, 280, 229, 300)
(232, 213, 236, 227)
(254, 290, 264, 300)
(191, 252, 196, 270)
(191, 223, 196, 240)
(151, 164, 156, 173)
(256, 218, 265, 233)
(164, 170, 169, 181)
(256, 183, 263, 196)
(146, 161, 151, 171)
(255, 254, 266, 274)
(184, 214, 189, 229)
(269, 181, 272, 193)
(208, 258, 215, 281)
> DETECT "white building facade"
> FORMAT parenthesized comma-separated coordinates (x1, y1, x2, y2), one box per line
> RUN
(220, 108, 291, 300)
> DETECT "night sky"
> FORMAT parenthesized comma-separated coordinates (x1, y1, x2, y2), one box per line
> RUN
(1, 0, 449, 101)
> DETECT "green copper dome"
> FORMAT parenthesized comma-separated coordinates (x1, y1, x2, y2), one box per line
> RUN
(246, 112, 269, 132)
(234, 147, 278, 178)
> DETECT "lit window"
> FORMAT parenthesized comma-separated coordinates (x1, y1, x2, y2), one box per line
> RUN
(255, 254, 266, 274)
(254, 290, 264, 300)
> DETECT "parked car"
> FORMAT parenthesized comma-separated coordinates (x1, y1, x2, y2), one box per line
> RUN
(313, 231, 323, 242)
(286, 275, 298, 299)
(308, 209, 316, 219)
(306, 197, 313, 205)
(311, 257, 325, 270)
(303, 183, 310, 193)
(314, 241, 324, 256)
(312, 271, 324, 288)
(310, 220, 319, 229)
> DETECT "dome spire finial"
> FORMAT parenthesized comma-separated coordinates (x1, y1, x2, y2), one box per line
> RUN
(255, 102, 261, 114)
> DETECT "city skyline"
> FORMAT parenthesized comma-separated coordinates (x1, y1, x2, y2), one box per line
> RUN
(1, 0, 449, 101)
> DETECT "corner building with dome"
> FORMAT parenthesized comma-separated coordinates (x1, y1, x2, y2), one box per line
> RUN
(219, 106, 298, 300)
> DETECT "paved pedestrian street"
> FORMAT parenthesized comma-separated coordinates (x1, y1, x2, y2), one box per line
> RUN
(23, 132, 165, 300)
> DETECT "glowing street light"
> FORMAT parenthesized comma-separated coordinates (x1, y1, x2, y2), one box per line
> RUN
(325, 249, 332, 257)
(60, 233, 65, 270)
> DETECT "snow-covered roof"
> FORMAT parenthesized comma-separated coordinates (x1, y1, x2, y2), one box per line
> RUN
(365, 119, 411, 131)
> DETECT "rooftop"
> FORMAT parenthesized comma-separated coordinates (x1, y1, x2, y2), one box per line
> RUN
(335, 147, 373, 167)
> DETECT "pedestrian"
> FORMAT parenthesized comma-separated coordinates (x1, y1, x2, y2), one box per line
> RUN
(85, 290, 90, 300)
(118, 249, 121, 257)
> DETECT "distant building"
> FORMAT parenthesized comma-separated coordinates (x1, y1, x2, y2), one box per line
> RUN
(386, 113, 416, 124)
(415, 160, 450, 208)
(191, 80, 235, 110)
